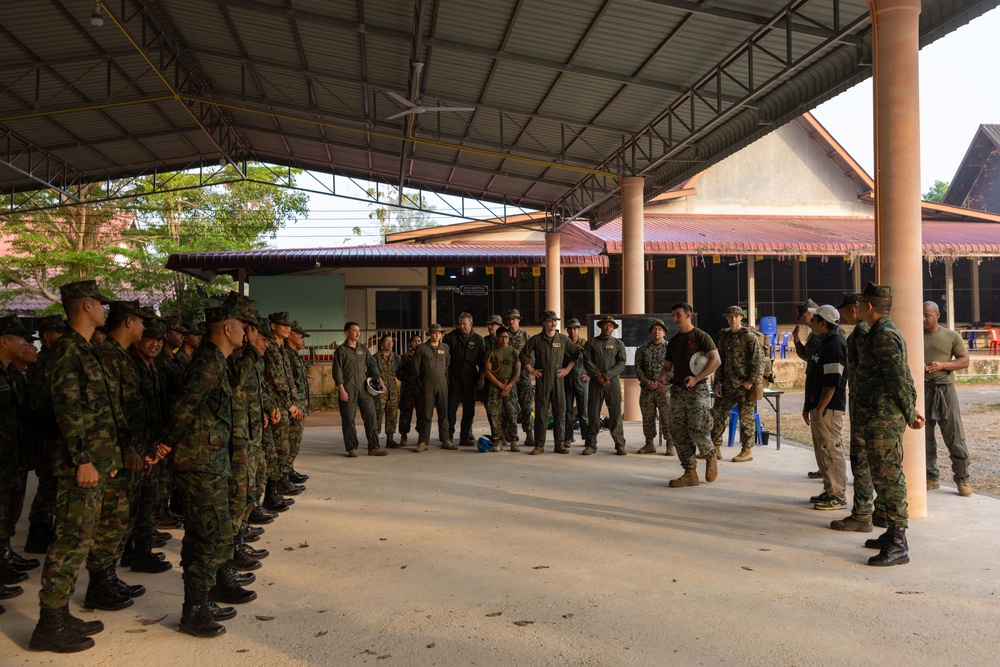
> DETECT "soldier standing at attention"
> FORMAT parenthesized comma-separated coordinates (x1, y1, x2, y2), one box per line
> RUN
(709, 307, 765, 463)
(634, 319, 672, 455)
(563, 318, 589, 448)
(854, 283, 925, 567)
(659, 302, 721, 488)
(174, 322, 201, 369)
(521, 311, 579, 455)
(581, 316, 627, 456)
(413, 324, 451, 452)
(829, 293, 881, 533)
(505, 309, 534, 449)
(284, 322, 310, 482)
(922, 301, 972, 496)
(443, 313, 485, 447)
(396, 334, 423, 448)
(332, 322, 387, 457)
(265, 312, 304, 495)
(30, 280, 119, 653)
(374, 334, 401, 448)
(484, 327, 521, 452)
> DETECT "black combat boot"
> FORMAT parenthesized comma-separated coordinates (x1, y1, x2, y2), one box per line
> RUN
(0, 559, 29, 585)
(864, 529, 891, 550)
(262, 481, 289, 512)
(29, 605, 95, 653)
(237, 531, 269, 560)
(108, 563, 146, 597)
(130, 536, 173, 574)
(205, 599, 238, 621)
(179, 589, 227, 638)
(209, 565, 258, 604)
(83, 567, 134, 611)
(867, 526, 910, 566)
(276, 473, 304, 496)
(229, 546, 262, 572)
(61, 605, 105, 636)
(155, 500, 183, 529)
(1, 582, 23, 599)
(119, 536, 136, 567)
(23, 521, 55, 554)
(244, 525, 265, 541)
(289, 468, 309, 483)
(249, 502, 276, 524)
(219, 563, 256, 586)
(3, 539, 40, 570)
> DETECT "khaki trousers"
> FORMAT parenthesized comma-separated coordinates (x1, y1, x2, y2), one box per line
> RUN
(810, 408, 847, 501)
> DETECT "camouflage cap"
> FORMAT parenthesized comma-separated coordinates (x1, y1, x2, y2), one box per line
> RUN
(257, 315, 276, 339)
(291, 321, 311, 337)
(427, 323, 445, 334)
(204, 303, 246, 325)
(268, 311, 293, 326)
(94, 325, 109, 336)
(565, 318, 582, 328)
(505, 309, 522, 320)
(648, 319, 667, 332)
(796, 298, 820, 318)
(36, 315, 67, 333)
(596, 315, 619, 329)
(186, 321, 206, 336)
(164, 317, 189, 334)
(139, 306, 163, 322)
(540, 310, 560, 323)
(59, 279, 113, 304)
(485, 315, 503, 326)
(142, 320, 166, 338)
(108, 300, 143, 318)
(861, 282, 892, 299)
(0, 314, 30, 337)
(835, 292, 863, 310)
(724, 305, 745, 317)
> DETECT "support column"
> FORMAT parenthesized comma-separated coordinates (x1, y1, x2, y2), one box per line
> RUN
(685, 259, 694, 307)
(545, 231, 561, 315)
(593, 269, 601, 316)
(872, 0, 925, 518)
(853, 259, 862, 292)
(429, 269, 437, 325)
(621, 176, 645, 421)
(945, 260, 955, 331)
(747, 257, 756, 327)
(237, 269, 247, 296)
(971, 259, 981, 322)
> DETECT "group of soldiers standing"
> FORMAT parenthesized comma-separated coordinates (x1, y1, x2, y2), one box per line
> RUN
(0, 280, 312, 652)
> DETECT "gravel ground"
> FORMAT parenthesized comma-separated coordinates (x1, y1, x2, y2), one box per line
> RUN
(767, 384, 1000, 496)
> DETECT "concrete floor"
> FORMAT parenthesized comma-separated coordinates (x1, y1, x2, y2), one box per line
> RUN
(2, 419, 998, 666)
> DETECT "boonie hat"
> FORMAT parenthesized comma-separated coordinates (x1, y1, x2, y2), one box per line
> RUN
(540, 310, 560, 323)
(485, 315, 503, 326)
(565, 318, 582, 328)
(596, 315, 619, 329)
(427, 323, 444, 334)
(724, 305, 745, 317)
(505, 309, 522, 320)
(648, 319, 667, 333)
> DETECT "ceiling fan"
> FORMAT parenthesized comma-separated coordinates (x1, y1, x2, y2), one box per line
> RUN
(384, 62, 476, 121)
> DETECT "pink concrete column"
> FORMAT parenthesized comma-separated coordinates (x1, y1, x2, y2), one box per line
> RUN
(621, 176, 645, 420)
(872, 0, 925, 517)
(545, 231, 561, 315)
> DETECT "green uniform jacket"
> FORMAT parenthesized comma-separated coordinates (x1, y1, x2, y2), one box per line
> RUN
(286, 344, 310, 415)
(332, 342, 382, 396)
(520, 332, 580, 391)
(376, 351, 400, 400)
(582, 336, 626, 381)
(634, 340, 667, 386)
(846, 322, 870, 392)
(131, 348, 165, 450)
(412, 342, 450, 392)
(264, 341, 297, 413)
(0, 364, 27, 465)
(228, 345, 262, 442)
(715, 327, 765, 391)
(97, 338, 145, 456)
(853, 316, 917, 424)
(47, 329, 125, 477)
(159, 341, 233, 476)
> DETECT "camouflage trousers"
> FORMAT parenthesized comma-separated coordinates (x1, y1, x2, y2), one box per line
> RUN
(288, 417, 304, 467)
(88, 470, 139, 570)
(132, 464, 161, 542)
(28, 453, 56, 526)
(269, 418, 292, 479)
(175, 472, 232, 594)
(0, 463, 28, 543)
(710, 388, 756, 449)
(859, 408, 908, 529)
(377, 391, 400, 436)
(229, 438, 250, 532)
(585, 379, 625, 449)
(245, 441, 264, 521)
(639, 387, 671, 447)
(486, 383, 519, 445)
(39, 474, 108, 609)
(564, 376, 589, 443)
(398, 385, 420, 436)
(515, 374, 534, 436)
(847, 398, 881, 523)
(669, 384, 715, 469)
(262, 424, 278, 484)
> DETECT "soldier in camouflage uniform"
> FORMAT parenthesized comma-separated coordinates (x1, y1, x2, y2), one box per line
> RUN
(854, 283, 925, 567)
(254, 317, 288, 515)
(581, 316, 626, 455)
(484, 327, 521, 451)
(265, 312, 305, 496)
(634, 319, 672, 455)
(374, 334, 401, 447)
(829, 292, 881, 533)
(23, 315, 66, 555)
(521, 311, 579, 454)
(332, 321, 387, 456)
(506, 309, 535, 447)
(563, 319, 588, 447)
(152, 302, 253, 637)
(396, 334, 422, 447)
(660, 302, 722, 488)
(287, 322, 311, 481)
(30, 280, 122, 653)
(710, 306, 765, 463)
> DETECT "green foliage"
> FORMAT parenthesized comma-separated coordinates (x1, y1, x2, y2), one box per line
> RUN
(365, 186, 436, 240)
(923, 180, 949, 203)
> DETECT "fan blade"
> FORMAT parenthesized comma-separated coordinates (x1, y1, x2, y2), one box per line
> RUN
(385, 109, 417, 121)
(385, 91, 416, 108)
(420, 106, 476, 113)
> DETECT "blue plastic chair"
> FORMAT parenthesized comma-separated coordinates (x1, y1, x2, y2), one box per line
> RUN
(778, 332, 792, 359)
(759, 316, 778, 360)
(727, 405, 763, 447)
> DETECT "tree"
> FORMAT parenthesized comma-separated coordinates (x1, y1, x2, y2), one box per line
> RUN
(923, 180, 949, 203)
(0, 164, 309, 316)
(365, 185, 436, 240)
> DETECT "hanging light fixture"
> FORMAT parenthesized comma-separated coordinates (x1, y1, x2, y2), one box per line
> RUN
(90, 1, 104, 27)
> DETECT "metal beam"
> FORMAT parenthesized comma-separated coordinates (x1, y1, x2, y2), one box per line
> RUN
(0, 125, 84, 203)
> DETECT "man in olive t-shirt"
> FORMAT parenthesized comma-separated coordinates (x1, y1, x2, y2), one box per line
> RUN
(922, 302, 972, 496)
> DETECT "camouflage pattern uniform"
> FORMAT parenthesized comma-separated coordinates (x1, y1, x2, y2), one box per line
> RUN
(39, 324, 126, 609)
(284, 343, 308, 467)
(26, 343, 59, 549)
(521, 323, 579, 451)
(331, 340, 382, 452)
(582, 330, 627, 451)
(710, 325, 765, 450)
(130, 343, 166, 545)
(228, 344, 261, 531)
(264, 333, 297, 476)
(507, 318, 534, 443)
(375, 349, 400, 437)
(1, 332, 31, 553)
(634, 338, 671, 449)
(845, 319, 879, 524)
(484, 345, 520, 447)
(253, 327, 278, 500)
(853, 313, 918, 529)
(413, 337, 450, 446)
(396, 347, 422, 441)
(665, 327, 718, 469)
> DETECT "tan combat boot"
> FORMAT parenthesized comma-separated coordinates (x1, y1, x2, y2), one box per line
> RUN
(957, 482, 973, 496)
(415, 442, 428, 452)
(705, 456, 718, 483)
(732, 447, 753, 463)
(668, 469, 700, 487)
(637, 442, 656, 455)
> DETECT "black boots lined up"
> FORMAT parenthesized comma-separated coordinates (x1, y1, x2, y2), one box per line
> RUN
(865, 526, 910, 566)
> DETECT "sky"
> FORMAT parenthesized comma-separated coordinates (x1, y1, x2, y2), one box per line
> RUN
(273, 7, 1000, 249)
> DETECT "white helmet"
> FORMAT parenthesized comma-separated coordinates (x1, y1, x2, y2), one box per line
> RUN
(366, 377, 385, 396)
